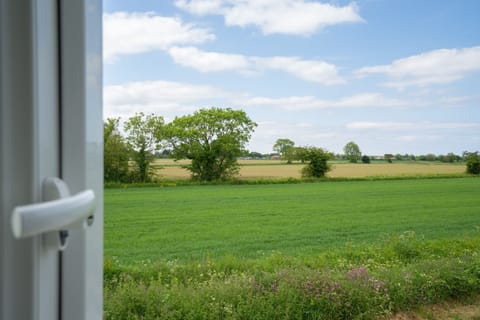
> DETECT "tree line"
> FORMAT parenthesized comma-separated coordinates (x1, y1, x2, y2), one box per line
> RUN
(249, 139, 473, 165)
(105, 108, 258, 183)
(105, 107, 335, 183)
(270, 139, 480, 174)
(105, 108, 480, 183)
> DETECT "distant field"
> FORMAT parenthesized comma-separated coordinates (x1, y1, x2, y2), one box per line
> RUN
(151, 159, 465, 180)
(104, 178, 480, 263)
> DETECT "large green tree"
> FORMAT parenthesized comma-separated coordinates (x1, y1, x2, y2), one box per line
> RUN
(165, 107, 257, 181)
(273, 138, 295, 163)
(124, 113, 164, 182)
(104, 118, 130, 182)
(301, 147, 333, 178)
(344, 141, 362, 163)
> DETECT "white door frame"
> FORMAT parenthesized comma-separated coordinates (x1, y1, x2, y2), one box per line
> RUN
(0, 1, 103, 319)
(59, 1, 103, 318)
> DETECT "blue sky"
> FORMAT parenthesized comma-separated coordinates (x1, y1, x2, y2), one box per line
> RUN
(103, 0, 480, 155)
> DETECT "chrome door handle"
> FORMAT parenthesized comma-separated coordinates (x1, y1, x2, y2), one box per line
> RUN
(11, 177, 95, 250)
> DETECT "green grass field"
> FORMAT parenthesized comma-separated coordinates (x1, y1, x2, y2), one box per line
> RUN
(105, 177, 480, 263)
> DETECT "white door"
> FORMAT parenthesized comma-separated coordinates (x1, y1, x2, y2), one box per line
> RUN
(0, 1, 103, 319)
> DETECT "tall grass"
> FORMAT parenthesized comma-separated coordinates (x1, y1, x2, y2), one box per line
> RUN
(104, 234, 480, 319)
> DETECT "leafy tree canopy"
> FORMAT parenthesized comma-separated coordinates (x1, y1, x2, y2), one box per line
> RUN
(273, 138, 295, 155)
(344, 141, 362, 163)
(165, 107, 257, 181)
(124, 112, 165, 182)
(301, 147, 333, 178)
(465, 151, 480, 174)
(273, 138, 295, 163)
(104, 118, 130, 182)
(293, 146, 309, 163)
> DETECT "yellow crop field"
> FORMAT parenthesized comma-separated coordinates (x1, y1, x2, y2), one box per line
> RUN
(240, 163, 464, 179)
(152, 159, 465, 180)
(329, 163, 464, 178)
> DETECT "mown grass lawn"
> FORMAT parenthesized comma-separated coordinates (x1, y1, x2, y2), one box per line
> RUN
(104, 177, 480, 263)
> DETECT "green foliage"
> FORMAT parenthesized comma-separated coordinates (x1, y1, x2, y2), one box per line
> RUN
(104, 118, 130, 182)
(419, 153, 437, 162)
(273, 138, 295, 163)
(165, 107, 257, 181)
(384, 153, 394, 163)
(466, 151, 480, 174)
(104, 236, 480, 320)
(301, 147, 332, 178)
(361, 155, 371, 164)
(439, 152, 460, 163)
(124, 113, 164, 182)
(344, 141, 362, 163)
(293, 146, 308, 163)
(246, 151, 264, 159)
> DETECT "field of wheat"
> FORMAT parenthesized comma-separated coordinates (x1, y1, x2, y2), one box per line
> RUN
(151, 159, 465, 180)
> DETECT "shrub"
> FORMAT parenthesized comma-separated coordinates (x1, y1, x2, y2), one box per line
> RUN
(466, 152, 480, 174)
(301, 147, 332, 178)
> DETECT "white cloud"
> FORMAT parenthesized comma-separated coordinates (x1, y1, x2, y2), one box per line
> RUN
(330, 93, 406, 108)
(103, 81, 422, 122)
(103, 10, 345, 85)
(346, 122, 414, 130)
(175, 0, 364, 35)
(355, 46, 480, 88)
(238, 93, 411, 110)
(103, 80, 226, 118)
(174, 0, 224, 15)
(346, 121, 480, 130)
(167, 46, 344, 85)
(238, 92, 475, 111)
(103, 12, 215, 63)
(168, 46, 251, 72)
(254, 56, 345, 85)
(104, 78, 474, 122)
(239, 96, 319, 109)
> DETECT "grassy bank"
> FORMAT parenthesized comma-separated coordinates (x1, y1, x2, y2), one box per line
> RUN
(104, 235, 480, 319)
